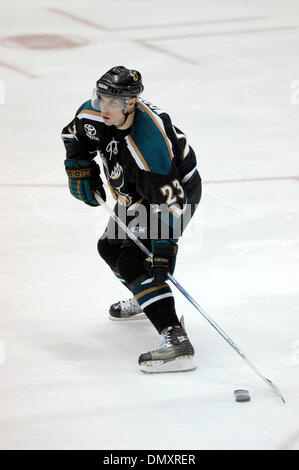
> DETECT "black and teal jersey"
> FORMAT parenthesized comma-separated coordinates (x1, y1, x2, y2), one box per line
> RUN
(61, 97, 201, 239)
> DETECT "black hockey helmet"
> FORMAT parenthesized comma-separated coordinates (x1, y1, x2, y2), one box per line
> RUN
(96, 66, 144, 99)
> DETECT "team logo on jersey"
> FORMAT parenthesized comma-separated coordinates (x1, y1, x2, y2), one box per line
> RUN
(84, 124, 99, 141)
(106, 138, 119, 160)
(110, 162, 122, 180)
(104, 162, 132, 207)
(99, 152, 132, 206)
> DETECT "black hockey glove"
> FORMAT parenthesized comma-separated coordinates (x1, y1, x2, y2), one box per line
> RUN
(144, 240, 178, 285)
(64, 159, 106, 206)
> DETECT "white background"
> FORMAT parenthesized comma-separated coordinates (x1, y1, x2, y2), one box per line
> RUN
(0, 0, 299, 450)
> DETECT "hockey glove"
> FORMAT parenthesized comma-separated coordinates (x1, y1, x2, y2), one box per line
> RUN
(144, 240, 178, 285)
(64, 159, 106, 206)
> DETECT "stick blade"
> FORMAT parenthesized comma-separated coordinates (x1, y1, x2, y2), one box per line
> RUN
(266, 378, 286, 403)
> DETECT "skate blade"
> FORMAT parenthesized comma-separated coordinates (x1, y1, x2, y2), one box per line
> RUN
(139, 355, 196, 373)
(109, 312, 147, 321)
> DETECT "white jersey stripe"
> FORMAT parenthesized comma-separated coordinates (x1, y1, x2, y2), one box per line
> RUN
(140, 278, 154, 285)
(182, 166, 197, 183)
(125, 136, 148, 170)
(77, 113, 104, 123)
(183, 142, 190, 159)
(61, 133, 75, 139)
(139, 292, 173, 309)
(173, 126, 186, 140)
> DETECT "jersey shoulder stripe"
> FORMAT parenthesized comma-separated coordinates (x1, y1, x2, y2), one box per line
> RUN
(138, 100, 174, 162)
(128, 100, 173, 175)
(125, 135, 150, 171)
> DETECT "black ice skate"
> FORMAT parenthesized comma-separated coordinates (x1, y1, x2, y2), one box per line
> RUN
(109, 297, 146, 321)
(138, 324, 196, 373)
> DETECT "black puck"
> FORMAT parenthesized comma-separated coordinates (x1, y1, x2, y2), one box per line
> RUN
(234, 389, 251, 402)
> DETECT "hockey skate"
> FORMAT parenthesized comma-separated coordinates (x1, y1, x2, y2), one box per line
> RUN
(109, 297, 147, 321)
(138, 323, 196, 373)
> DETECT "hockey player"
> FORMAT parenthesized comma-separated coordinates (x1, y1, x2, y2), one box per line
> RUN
(62, 66, 202, 372)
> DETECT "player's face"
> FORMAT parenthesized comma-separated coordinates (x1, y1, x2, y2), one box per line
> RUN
(99, 95, 135, 126)
(99, 96, 126, 126)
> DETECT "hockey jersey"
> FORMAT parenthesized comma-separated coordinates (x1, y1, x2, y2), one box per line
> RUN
(62, 97, 201, 239)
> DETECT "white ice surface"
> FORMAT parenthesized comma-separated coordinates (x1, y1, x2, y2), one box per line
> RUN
(0, 0, 299, 450)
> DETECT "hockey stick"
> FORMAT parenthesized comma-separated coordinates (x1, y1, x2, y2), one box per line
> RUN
(94, 191, 285, 403)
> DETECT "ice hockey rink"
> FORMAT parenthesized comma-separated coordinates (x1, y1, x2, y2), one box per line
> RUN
(1, 0, 299, 450)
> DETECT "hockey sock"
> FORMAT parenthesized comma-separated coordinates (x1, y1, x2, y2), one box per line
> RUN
(132, 279, 181, 333)
(111, 268, 130, 289)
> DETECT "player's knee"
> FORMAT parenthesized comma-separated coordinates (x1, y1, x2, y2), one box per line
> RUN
(117, 247, 144, 285)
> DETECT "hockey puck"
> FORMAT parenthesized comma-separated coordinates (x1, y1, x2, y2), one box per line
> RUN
(234, 389, 251, 402)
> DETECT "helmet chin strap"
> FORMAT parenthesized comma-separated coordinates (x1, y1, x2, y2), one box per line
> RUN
(116, 101, 137, 129)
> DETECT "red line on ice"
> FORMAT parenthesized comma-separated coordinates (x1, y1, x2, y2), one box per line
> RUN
(115, 16, 270, 31)
(0, 60, 37, 78)
(0, 183, 67, 188)
(135, 40, 199, 65)
(205, 176, 299, 184)
(48, 11, 269, 33)
(49, 8, 111, 31)
(145, 25, 299, 42)
(0, 177, 298, 189)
